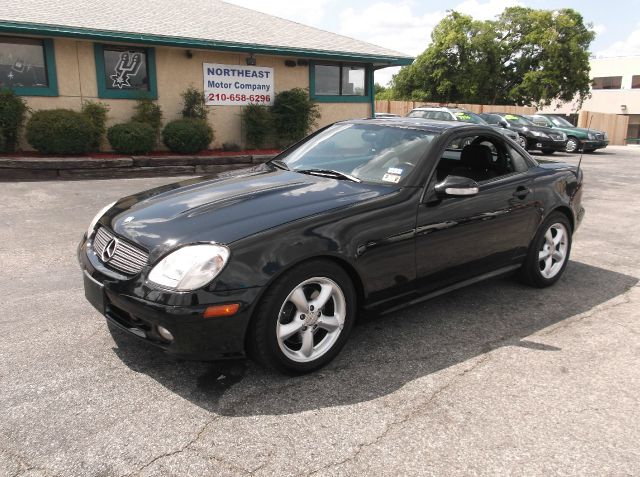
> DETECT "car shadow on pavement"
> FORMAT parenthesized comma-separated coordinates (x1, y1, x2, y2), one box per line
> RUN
(109, 261, 637, 416)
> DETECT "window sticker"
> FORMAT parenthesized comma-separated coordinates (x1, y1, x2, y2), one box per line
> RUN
(456, 112, 471, 120)
(382, 173, 401, 183)
(505, 114, 519, 120)
(387, 167, 403, 175)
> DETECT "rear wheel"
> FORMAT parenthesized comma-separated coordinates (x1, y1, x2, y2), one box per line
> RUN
(519, 212, 572, 287)
(517, 134, 528, 149)
(248, 260, 356, 374)
(565, 136, 580, 153)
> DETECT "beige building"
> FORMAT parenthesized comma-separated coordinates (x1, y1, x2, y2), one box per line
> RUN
(542, 56, 640, 140)
(0, 0, 412, 151)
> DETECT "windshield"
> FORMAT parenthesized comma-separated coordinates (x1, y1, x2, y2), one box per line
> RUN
(503, 114, 534, 126)
(277, 123, 437, 184)
(549, 116, 575, 128)
(453, 111, 486, 124)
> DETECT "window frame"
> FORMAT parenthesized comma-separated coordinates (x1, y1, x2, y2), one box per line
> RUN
(0, 36, 58, 97)
(632, 75, 640, 89)
(591, 76, 623, 90)
(309, 61, 371, 103)
(94, 44, 157, 99)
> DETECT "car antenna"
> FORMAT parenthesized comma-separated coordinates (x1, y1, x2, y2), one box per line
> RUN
(577, 114, 593, 176)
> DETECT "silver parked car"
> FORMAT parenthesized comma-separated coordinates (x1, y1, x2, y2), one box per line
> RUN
(407, 107, 520, 142)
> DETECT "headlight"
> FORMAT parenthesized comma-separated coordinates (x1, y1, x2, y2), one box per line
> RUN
(148, 244, 230, 291)
(588, 133, 596, 140)
(87, 201, 115, 237)
(531, 130, 548, 138)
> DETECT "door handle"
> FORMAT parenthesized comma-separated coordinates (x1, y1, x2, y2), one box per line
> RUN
(513, 186, 530, 199)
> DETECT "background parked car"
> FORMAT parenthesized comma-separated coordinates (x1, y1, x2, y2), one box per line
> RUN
(374, 112, 401, 118)
(407, 107, 520, 142)
(479, 112, 567, 154)
(525, 114, 609, 153)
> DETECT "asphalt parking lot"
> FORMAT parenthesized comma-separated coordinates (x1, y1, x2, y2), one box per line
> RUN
(1, 146, 639, 476)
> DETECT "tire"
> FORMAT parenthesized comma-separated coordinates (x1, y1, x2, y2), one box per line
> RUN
(565, 136, 580, 153)
(517, 134, 528, 150)
(541, 149, 555, 155)
(519, 212, 572, 288)
(247, 259, 357, 374)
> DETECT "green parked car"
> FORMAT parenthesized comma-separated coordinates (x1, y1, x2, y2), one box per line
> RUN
(526, 114, 609, 153)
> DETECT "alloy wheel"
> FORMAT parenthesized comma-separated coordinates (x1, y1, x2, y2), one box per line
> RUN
(566, 138, 579, 153)
(538, 223, 569, 279)
(517, 135, 527, 149)
(275, 277, 346, 363)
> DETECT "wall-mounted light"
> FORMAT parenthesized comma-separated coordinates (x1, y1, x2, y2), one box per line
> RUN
(284, 60, 296, 67)
(185, 49, 193, 59)
(621, 104, 628, 112)
(245, 54, 256, 66)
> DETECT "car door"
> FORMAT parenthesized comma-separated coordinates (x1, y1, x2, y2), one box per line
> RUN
(414, 132, 539, 293)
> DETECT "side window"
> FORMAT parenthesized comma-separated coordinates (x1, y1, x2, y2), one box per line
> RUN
(434, 135, 522, 184)
(506, 145, 529, 173)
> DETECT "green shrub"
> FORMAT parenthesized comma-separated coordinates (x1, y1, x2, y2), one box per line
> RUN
(131, 98, 162, 135)
(242, 103, 272, 148)
(162, 119, 213, 154)
(272, 88, 320, 146)
(81, 100, 109, 150)
(222, 142, 241, 152)
(26, 109, 93, 154)
(181, 87, 208, 120)
(107, 122, 156, 154)
(0, 89, 29, 152)
(0, 127, 5, 153)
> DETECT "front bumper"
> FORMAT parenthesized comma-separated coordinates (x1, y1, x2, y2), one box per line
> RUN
(79, 237, 262, 360)
(582, 139, 608, 150)
(527, 136, 567, 151)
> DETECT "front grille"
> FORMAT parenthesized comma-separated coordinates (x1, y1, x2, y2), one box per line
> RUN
(93, 227, 148, 275)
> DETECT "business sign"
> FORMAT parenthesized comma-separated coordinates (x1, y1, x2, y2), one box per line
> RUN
(203, 63, 274, 106)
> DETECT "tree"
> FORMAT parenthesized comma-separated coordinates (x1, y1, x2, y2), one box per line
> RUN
(496, 7, 594, 107)
(390, 8, 595, 108)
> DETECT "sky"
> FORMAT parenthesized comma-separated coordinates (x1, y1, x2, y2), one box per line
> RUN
(225, 0, 640, 86)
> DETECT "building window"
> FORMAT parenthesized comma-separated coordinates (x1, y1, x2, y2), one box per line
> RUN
(0, 36, 58, 96)
(310, 62, 370, 102)
(632, 75, 640, 89)
(94, 44, 157, 99)
(592, 76, 622, 90)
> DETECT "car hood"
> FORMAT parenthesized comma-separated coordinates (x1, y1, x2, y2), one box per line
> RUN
(508, 123, 553, 134)
(103, 165, 394, 256)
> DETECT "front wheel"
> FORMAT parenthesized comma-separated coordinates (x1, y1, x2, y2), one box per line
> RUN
(565, 137, 580, 153)
(519, 212, 572, 287)
(248, 260, 356, 374)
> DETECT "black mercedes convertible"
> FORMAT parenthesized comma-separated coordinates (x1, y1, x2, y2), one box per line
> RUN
(79, 118, 584, 374)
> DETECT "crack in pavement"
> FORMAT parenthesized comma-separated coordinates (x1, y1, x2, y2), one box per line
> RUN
(2, 446, 57, 477)
(126, 416, 221, 477)
(126, 414, 252, 477)
(539, 285, 636, 337)
(306, 353, 493, 476)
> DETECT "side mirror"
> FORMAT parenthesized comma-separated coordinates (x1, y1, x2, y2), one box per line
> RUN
(500, 121, 509, 128)
(434, 175, 479, 198)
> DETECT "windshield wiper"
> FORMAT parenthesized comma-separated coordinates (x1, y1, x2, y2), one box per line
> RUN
(296, 168, 361, 183)
(270, 159, 290, 170)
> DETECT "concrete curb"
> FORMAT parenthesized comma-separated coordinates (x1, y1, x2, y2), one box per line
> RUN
(0, 153, 278, 181)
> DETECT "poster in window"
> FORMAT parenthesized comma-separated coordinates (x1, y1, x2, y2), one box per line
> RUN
(103, 48, 149, 91)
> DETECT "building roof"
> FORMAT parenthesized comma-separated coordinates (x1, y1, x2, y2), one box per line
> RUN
(0, 0, 413, 66)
